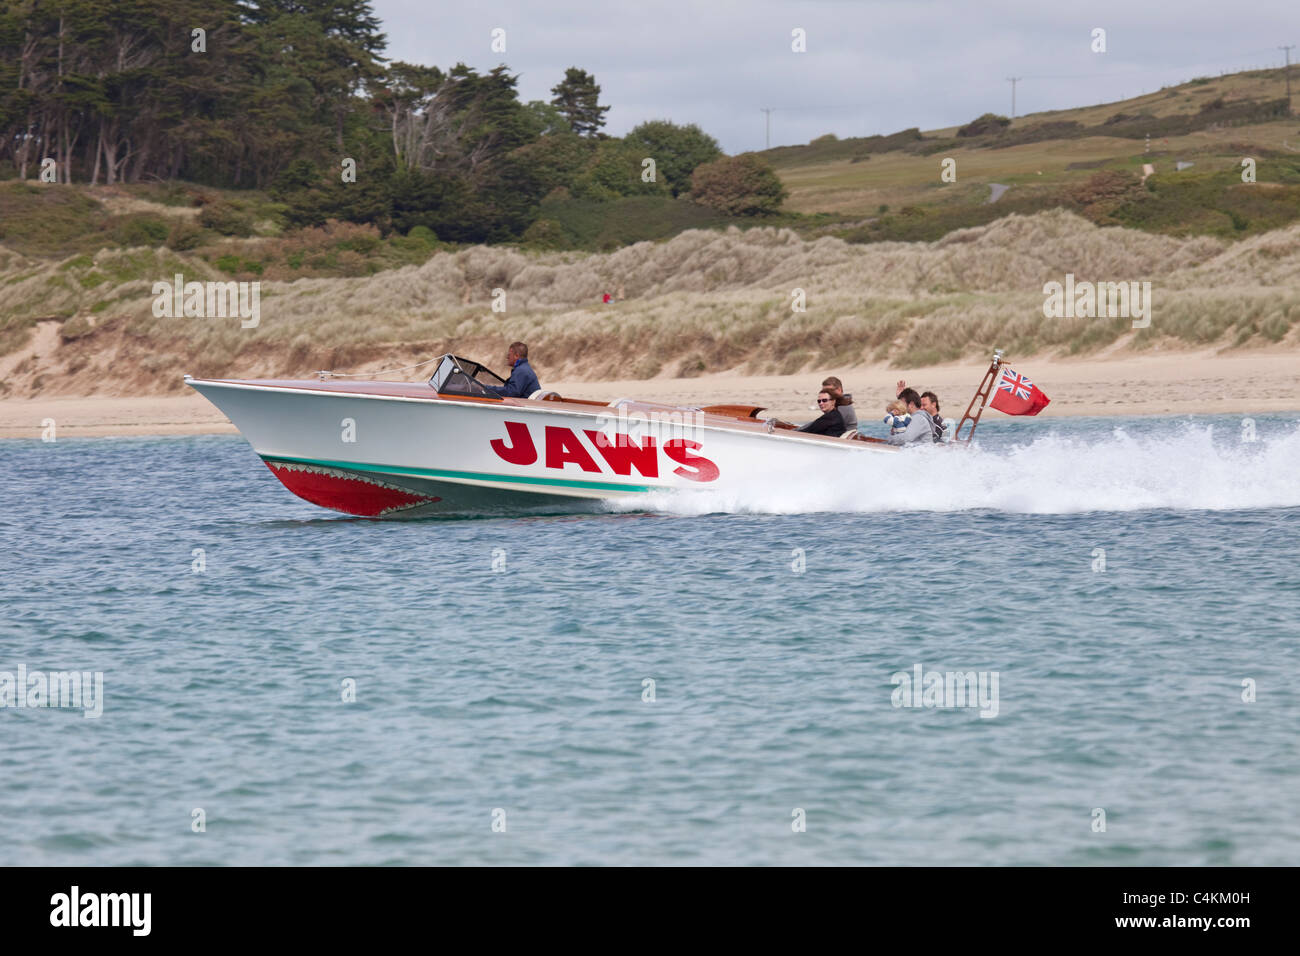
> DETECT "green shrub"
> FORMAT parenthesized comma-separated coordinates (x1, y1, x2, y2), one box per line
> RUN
(1071, 169, 1144, 206)
(97, 250, 153, 283)
(0, 182, 107, 256)
(407, 225, 437, 246)
(1109, 170, 1300, 237)
(335, 233, 380, 254)
(198, 202, 254, 237)
(840, 187, 1068, 243)
(521, 218, 567, 249)
(535, 194, 730, 249)
(166, 220, 205, 250)
(139, 182, 198, 207)
(59, 316, 93, 341)
(1260, 313, 1290, 341)
(689, 155, 787, 215)
(988, 120, 1085, 149)
(761, 127, 923, 169)
(570, 180, 619, 202)
(957, 113, 1011, 137)
(116, 216, 170, 246)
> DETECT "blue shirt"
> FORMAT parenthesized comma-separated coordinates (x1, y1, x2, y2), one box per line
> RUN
(887, 409, 933, 445)
(884, 412, 911, 435)
(489, 358, 540, 398)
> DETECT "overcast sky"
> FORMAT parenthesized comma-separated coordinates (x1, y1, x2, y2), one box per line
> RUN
(370, 0, 1298, 154)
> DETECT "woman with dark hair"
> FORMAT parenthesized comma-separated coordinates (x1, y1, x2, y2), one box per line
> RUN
(821, 376, 858, 433)
(798, 390, 846, 436)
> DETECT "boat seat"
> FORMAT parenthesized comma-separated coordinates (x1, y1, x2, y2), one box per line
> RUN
(529, 390, 562, 401)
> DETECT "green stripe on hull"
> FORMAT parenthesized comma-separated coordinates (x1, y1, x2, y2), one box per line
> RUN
(263, 454, 654, 494)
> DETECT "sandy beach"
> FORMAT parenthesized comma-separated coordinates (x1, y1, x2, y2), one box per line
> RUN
(2, 349, 1297, 439)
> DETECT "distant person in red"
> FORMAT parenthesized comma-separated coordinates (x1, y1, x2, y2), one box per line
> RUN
(602, 292, 613, 304)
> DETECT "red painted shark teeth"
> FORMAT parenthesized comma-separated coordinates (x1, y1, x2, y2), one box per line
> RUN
(264, 460, 439, 517)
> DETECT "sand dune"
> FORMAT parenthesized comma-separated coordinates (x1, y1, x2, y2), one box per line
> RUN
(2, 210, 1299, 401)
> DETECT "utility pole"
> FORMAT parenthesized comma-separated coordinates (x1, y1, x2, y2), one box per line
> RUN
(1006, 77, 1022, 118)
(1281, 45, 1296, 114)
(760, 108, 774, 150)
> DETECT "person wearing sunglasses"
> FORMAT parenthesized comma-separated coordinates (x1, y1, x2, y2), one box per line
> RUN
(821, 376, 858, 434)
(797, 390, 847, 436)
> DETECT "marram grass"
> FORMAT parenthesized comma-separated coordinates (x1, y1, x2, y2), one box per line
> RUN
(1, 210, 1297, 390)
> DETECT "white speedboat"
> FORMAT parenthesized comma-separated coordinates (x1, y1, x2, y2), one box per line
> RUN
(185, 354, 898, 517)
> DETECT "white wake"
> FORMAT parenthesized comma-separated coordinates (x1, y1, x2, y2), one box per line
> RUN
(614, 420, 1300, 515)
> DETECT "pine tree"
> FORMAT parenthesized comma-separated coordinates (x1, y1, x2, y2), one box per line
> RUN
(549, 67, 608, 137)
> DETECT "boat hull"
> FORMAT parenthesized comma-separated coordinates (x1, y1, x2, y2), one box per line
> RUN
(188, 378, 893, 517)
(261, 457, 607, 518)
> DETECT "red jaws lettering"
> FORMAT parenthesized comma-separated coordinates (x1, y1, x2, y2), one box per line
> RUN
(490, 421, 537, 465)
(663, 439, 720, 483)
(492, 422, 720, 482)
(583, 430, 658, 477)
(545, 426, 601, 472)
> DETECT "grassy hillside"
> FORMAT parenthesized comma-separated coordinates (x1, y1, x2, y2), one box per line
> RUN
(768, 67, 1300, 241)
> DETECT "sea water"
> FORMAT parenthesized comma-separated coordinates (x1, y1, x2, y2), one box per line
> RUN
(1, 413, 1298, 865)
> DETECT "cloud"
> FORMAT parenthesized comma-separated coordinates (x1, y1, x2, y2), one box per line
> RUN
(371, 0, 1300, 153)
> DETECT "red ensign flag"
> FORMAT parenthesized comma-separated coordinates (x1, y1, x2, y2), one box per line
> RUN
(988, 366, 1051, 416)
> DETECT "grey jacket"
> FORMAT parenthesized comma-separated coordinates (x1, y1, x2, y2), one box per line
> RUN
(836, 396, 858, 433)
(887, 408, 934, 445)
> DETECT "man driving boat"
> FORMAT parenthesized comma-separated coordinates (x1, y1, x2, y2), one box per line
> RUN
(487, 342, 541, 398)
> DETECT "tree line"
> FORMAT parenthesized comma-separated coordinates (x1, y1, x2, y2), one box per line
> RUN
(0, 1, 785, 243)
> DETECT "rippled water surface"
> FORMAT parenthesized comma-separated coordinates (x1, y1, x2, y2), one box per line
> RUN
(2, 414, 1299, 865)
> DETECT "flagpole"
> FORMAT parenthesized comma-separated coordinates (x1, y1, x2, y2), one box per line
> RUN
(954, 349, 1003, 443)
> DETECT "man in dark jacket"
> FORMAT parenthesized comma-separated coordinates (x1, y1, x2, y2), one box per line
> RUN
(488, 342, 541, 398)
(920, 391, 948, 442)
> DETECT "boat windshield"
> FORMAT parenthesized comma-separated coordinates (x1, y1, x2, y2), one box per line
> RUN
(428, 354, 508, 397)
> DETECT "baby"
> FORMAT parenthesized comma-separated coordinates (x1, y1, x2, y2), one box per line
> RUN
(883, 400, 911, 436)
